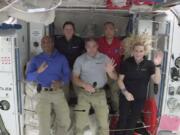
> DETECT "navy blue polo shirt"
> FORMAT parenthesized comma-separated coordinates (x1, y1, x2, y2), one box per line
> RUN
(55, 35, 85, 69)
(120, 57, 155, 99)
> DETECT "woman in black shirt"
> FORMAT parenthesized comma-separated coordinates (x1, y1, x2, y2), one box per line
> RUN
(115, 34, 163, 135)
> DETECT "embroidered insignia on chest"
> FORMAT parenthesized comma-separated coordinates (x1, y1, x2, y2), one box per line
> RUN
(114, 48, 119, 53)
(72, 46, 79, 49)
(96, 62, 103, 64)
(141, 68, 147, 71)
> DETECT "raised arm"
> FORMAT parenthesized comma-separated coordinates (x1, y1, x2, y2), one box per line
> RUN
(105, 58, 118, 80)
(151, 51, 163, 84)
(26, 58, 48, 81)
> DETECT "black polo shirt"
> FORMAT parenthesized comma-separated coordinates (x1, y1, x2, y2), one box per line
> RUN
(55, 35, 85, 69)
(120, 57, 155, 99)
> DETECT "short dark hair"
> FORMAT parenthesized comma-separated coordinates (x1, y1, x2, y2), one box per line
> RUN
(85, 37, 98, 45)
(85, 37, 96, 42)
(41, 36, 54, 44)
(63, 21, 75, 30)
(104, 21, 115, 27)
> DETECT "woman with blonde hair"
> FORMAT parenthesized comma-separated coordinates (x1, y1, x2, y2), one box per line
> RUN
(115, 34, 163, 135)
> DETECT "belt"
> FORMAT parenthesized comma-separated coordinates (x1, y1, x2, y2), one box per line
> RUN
(90, 90, 100, 94)
(42, 87, 53, 91)
(90, 84, 109, 94)
(97, 84, 109, 90)
(37, 84, 53, 93)
(81, 84, 108, 95)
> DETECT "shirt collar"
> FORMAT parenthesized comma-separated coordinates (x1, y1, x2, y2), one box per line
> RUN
(63, 35, 76, 42)
(86, 52, 101, 60)
(103, 36, 115, 45)
(42, 49, 58, 58)
(130, 56, 147, 65)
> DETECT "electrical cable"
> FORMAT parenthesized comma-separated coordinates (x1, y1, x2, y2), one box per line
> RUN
(4, 0, 62, 13)
(0, 0, 18, 12)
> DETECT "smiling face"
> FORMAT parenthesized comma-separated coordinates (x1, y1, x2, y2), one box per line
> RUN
(63, 24, 75, 40)
(132, 45, 145, 63)
(85, 39, 98, 57)
(41, 36, 54, 54)
(104, 22, 115, 40)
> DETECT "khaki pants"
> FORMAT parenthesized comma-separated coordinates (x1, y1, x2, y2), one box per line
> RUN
(75, 89, 109, 135)
(107, 78, 119, 113)
(63, 82, 78, 104)
(36, 89, 71, 135)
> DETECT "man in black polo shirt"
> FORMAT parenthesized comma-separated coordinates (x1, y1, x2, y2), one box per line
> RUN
(115, 34, 163, 135)
(55, 21, 85, 103)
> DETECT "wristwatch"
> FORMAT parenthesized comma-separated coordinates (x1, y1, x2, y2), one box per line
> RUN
(155, 64, 161, 67)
